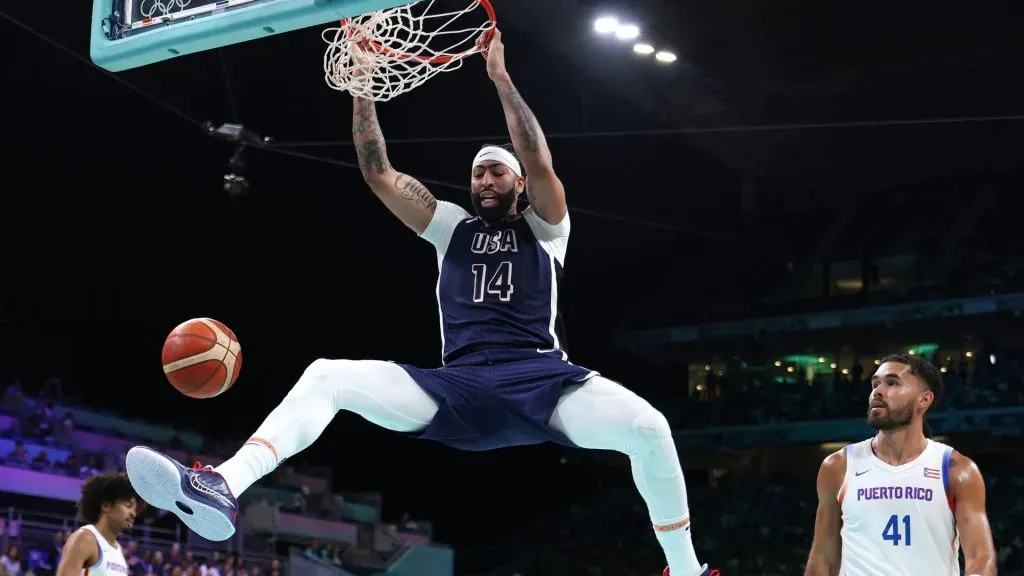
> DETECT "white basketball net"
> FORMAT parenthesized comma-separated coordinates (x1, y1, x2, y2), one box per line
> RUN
(322, 0, 495, 102)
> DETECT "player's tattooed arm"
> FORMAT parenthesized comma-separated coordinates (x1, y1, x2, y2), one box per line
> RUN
(351, 97, 438, 234)
(352, 97, 392, 178)
(484, 29, 567, 225)
(497, 81, 543, 154)
(950, 452, 997, 576)
(804, 449, 844, 576)
(394, 173, 437, 213)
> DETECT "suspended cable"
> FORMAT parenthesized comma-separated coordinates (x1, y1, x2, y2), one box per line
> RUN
(0, 11, 208, 131)
(248, 143, 711, 235)
(272, 113, 1024, 149)
(218, 48, 240, 123)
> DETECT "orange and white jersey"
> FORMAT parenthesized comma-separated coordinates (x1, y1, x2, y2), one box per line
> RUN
(838, 438, 960, 576)
(80, 525, 128, 576)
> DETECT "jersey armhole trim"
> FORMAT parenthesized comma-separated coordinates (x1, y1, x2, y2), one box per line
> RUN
(420, 201, 472, 256)
(523, 206, 569, 238)
(941, 446, 955, 513)
(86, 530, 104, 571)
(522, 207, 569, 266)
(836, 444, 852, 505)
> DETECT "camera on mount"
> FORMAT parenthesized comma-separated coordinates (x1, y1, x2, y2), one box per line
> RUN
(204, 123, 273, 197)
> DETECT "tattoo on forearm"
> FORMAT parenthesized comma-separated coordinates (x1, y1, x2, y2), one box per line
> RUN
(359, 141, 387, 176)
(394, 173, 437, 213)
(353, 100, 372, 135)
(353, 99, 389, 176)
(500, 84, 541, 153)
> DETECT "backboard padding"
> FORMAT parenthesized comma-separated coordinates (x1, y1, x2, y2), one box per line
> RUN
(90, 0, 412, 72)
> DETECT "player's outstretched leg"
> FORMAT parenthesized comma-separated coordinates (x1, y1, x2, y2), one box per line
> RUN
(549, 377, 713, 576)
(125, 359, 439, 541)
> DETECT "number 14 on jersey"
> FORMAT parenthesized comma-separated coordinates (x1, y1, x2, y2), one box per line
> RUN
(882, 514, 911, 546)
(472, 262, 514, 302)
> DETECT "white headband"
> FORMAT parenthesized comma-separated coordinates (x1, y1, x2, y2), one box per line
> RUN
(472, 146, 522, 177)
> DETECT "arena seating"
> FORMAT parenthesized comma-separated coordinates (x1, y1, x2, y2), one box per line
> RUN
(477, 455, 1024, 576)
(0, 382, 446, 576)
(2, 334, 1022, 575)
(670, 346, 1024, 430)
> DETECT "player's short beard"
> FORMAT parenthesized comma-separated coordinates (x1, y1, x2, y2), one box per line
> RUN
(867, 402, 913, 431)
(472, 185, 517, 223)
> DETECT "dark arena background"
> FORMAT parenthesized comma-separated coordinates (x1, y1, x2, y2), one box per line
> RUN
(3, 0, 1024, 574)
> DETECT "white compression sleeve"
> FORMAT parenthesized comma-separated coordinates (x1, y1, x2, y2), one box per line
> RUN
(549, 376, 703, 576)
(215, 359, 439, 496)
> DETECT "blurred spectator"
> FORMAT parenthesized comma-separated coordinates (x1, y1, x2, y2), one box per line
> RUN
(123, 540, 144, 576)
(7, 440, 28, 463)
(30, 451, 49, 471)
(46, 530, 66, 574)
(1, 545, 22, 576)
(79, 455, 101, 477)
(24, 403, 54, 441)
(53, 413, 74, 447)
(149, 550, 166, 574)
(1, 381, 26, 416)
(61, 455, 79, 476)
(168, 543, 183, 567)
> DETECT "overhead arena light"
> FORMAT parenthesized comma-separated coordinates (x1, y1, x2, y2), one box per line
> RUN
(633, 43, 655, 55)
(594, 16, 618, 33)
(655, 50, 677, 63)
(614, 24, 640, 40)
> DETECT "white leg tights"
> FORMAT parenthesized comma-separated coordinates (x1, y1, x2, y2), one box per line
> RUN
(215, 359, 439, 496)
(549, 376, 703, 576)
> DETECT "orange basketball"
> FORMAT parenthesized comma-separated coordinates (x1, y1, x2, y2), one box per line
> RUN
(161, 318, 243, 399)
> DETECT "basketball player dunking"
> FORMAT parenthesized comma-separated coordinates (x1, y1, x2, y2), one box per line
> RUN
(57, 473, 135, 576)
(804, 353, 997, 576)
(124, 29, 714, 576)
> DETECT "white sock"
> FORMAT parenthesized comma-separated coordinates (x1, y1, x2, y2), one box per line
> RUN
(216, 440, 279, 497)
(653, 519, 702, 576)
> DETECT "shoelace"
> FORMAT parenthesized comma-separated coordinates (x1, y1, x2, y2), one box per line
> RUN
(192, 461, 221, 473)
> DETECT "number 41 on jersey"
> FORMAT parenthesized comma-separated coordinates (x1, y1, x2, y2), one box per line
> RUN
(882, 514, 911, 546)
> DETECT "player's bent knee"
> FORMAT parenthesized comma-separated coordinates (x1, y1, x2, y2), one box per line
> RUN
(630, 405, 673, 442)
(302, 357, 339, 383)
(289, 358, 353, 396)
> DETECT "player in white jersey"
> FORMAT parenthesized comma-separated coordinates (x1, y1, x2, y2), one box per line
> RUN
(57, 473, 136, 576)
(804, 353, 997, 576)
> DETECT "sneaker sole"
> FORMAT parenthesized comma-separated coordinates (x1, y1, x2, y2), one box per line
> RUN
(125, 446, 236, 541)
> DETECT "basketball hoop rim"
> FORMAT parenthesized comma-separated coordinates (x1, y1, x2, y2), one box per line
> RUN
(339, 0, 496, 64)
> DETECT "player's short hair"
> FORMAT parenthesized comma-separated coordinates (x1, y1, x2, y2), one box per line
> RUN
(77, 473, 137, 524)
(879, 353, 945, 412)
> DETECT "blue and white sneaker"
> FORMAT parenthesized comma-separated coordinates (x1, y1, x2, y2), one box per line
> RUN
(125, 446, 238, 541)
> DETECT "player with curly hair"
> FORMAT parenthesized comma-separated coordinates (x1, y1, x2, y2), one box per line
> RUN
(57, 473, 137, 576)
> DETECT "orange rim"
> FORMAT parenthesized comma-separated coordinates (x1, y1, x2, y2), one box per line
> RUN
(339, 0, 496, 64)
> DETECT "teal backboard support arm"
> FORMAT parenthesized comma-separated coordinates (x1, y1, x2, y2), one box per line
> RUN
(90, 0, 410, 72)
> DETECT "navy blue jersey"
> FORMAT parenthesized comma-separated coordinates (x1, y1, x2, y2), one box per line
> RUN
(420, 201, 571, 364)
